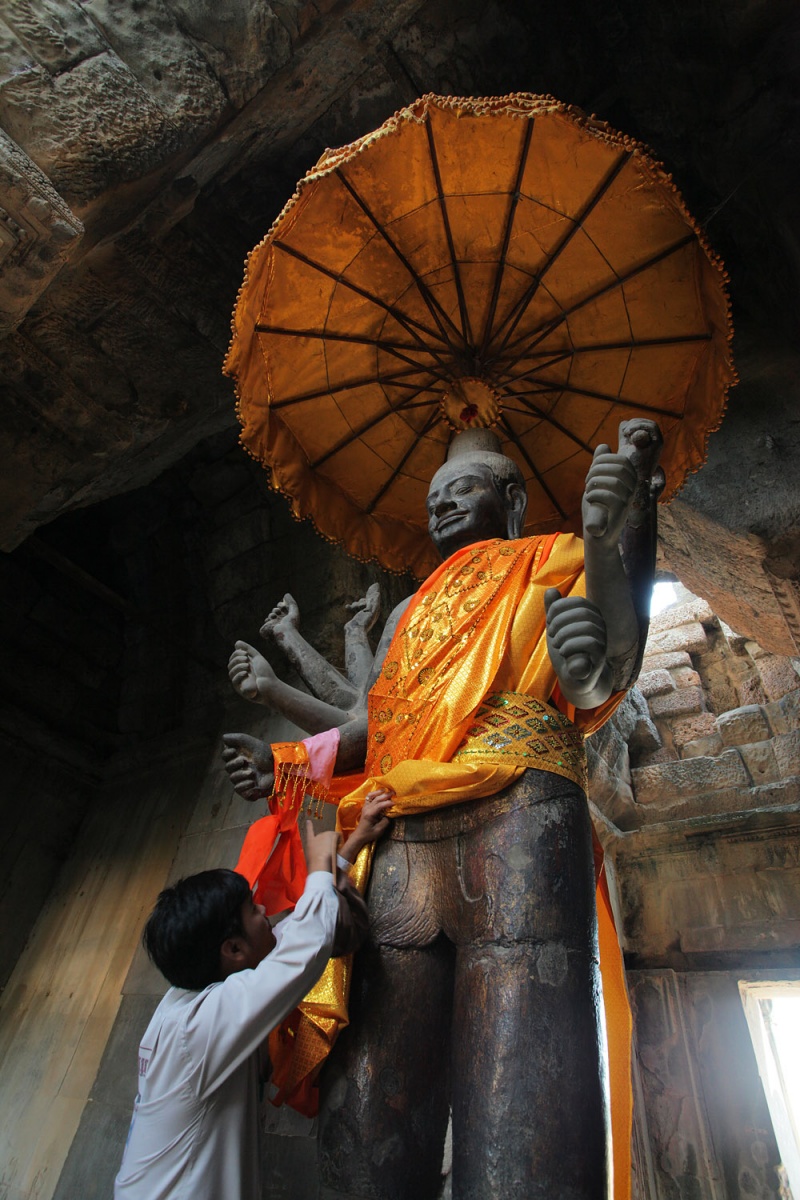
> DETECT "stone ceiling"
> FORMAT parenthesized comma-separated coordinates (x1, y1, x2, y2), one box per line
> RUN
(1, 0, 799, 651)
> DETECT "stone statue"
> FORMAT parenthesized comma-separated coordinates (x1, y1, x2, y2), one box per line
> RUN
(222, 418, 664, 1200)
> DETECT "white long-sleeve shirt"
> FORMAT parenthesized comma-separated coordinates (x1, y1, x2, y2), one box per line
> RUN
(114, 871, 338, 1200)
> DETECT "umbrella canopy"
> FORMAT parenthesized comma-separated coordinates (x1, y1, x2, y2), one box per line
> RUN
(225, 93, 734, 578)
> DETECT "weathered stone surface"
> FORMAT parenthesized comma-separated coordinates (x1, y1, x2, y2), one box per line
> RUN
(755, 656, 800, 702)
(681, 733, 724, 759)
(645, 622, 708, 657)
(648, 596, 715, 636)
(636, 745, 679, 768)
(668, 666, 701, 689)
(0, 128, 83, 334)
(2, 0, 107, 72)
(637, 668, 674, 699)
(738, 741, 780, 785)
(640, 649, 693, 672)
(648, 685, 705, 719)
(763, 688, 800, 736)
(83, 0, 228, 134)
(715, 705, 771, 747)
(632, 749, 749, 806)
(772, 731, 800, 778)
(167, 0, 293, 108)
(670, 712, 717, 748)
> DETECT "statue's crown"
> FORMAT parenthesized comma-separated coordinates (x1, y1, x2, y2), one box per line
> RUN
(446, 429, 503, 461)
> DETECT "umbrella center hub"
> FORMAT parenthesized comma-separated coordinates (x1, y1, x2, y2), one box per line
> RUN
(441, 377, 501, 432)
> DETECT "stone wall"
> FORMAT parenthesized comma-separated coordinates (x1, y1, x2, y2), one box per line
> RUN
(590, 587, 800, 1200)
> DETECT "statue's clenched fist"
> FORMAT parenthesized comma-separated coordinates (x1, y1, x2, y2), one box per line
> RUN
(544, 588, 608, 695)
(582, 444, 638, 546)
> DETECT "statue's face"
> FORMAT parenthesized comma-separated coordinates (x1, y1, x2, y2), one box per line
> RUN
(426, 459, 508, 558)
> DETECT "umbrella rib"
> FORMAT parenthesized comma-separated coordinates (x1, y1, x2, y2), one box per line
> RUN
(426, 119, 474, 349)
(255, 323, 454, 382)
(272, 239, 450, 357)
(478, 117, 535, 359)
(495, 332, 711, 387)
(497, 412, 567, 518)
(512, 379, 683, 421)
(310, 385, 438, 470)
(501, 233, 697, 362)
(499, 387, 595, 455)
(489, 150, 632, 360)
(494, 351, 573, 384)
(365, 409, 440, 514)
(270, 367, 442, 411)
(334, 169, 466, 349)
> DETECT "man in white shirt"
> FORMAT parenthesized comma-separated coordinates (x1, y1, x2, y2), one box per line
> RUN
(114, 802, 390, 1200)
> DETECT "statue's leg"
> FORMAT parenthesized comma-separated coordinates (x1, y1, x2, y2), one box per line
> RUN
(447, 771, 610, 1200)
(319, 838, 454, 1200)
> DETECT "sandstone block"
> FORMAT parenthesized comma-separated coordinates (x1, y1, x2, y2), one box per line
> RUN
(681, 733, 724, 759)
(635, 746, 679, 768)
(764, 689, 800, 736)
(773, 732, 800, 779)
(648, 596, 715, 636)
(638, 669, 674, 698)
(669, 667, 701, 689)
(640, 650, 693, 671)
(720, 620, 748, 653)
(671, 712, 718, 747)
(646, 623, 708, 657)
(648, 686, 705, 719)
(738, 677, 767, 707)
(631, 749, 749, 805)
(755, 656, 800, 703)
(739, 742, 780, 784)
(715, 705, 770, 746)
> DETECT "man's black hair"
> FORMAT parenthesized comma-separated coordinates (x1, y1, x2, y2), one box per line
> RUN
(143, 869, 252, 990)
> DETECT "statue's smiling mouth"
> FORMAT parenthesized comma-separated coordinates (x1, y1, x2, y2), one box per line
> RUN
(432, 510, 468, 531)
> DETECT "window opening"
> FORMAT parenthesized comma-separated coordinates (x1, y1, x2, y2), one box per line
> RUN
(740, 981, 800, 1199)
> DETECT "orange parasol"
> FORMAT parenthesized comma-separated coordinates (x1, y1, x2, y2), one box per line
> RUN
(225, 93, 734, 577)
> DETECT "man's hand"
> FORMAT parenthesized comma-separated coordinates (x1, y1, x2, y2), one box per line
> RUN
(303, 822, 341, 876)
(582, 444, 638, 547)
(544, 589, 612, 707)
(340, 788, 394, 864)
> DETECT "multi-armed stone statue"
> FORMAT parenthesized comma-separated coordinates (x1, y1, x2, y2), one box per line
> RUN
(223, 417, 664, 1200)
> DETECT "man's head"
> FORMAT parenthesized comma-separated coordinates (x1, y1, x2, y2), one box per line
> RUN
(143, 869, 276, 990)
(426, 442, 528, 559)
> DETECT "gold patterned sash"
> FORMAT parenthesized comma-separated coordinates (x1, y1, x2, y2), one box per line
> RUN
(453, 690, 587, 792)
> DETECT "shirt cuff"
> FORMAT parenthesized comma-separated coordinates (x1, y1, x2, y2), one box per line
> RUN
(304, 870, 337, 894)
(336, 854, 352, 872)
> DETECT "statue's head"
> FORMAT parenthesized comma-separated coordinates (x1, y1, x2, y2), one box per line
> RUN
(426, 429, 528, 559)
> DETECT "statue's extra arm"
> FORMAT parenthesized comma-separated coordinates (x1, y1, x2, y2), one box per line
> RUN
(546, 420, 663, 709)
(344, 584, 382, 690)
(261, 594, 357, 709)
(223, 594, 413, 799)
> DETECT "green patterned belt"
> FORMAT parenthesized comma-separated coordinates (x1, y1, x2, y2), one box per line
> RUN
(452, 690, 587, 792)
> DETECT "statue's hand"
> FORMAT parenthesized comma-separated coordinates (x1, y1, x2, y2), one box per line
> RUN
(545, 589, 609, 694)
(582, 444, 638, 546)
(260, 593, 300, 642)
(221, 732, 275, 801)
(345, 583, 381, 635)
(228, 641, 277, 705)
